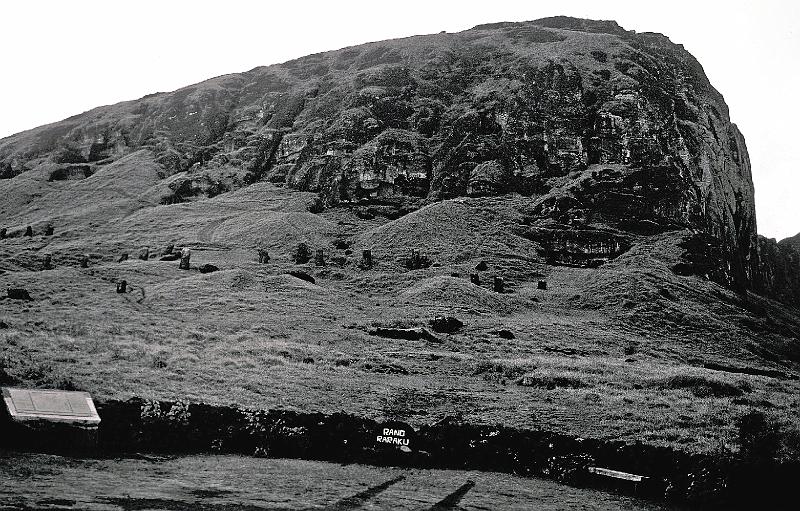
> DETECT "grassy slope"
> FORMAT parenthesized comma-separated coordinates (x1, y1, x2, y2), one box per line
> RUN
(2, 163, 799, 455)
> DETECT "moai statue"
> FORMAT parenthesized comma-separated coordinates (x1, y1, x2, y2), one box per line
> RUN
(538, 280, 548, 290)
(315, 249, 326, 266)
(0, 228, 6, 239)
(293, 243, 312, 264)
(405, 249, 431, 270)
(179, 248, 191, 270)
(24, 226, 33, 237)
(80, 254, 90, 268)
(361, 249, 373, 268)
(258, 248, 270, 264)
(493, 276, 504, 293)
(44, 224, 54, 236)
(163, 244, 174, 256)
(138, 247, 149, 261)
(470, 273, 480, 285)
(117, 253, 128, 263)
(42, 254, 52, 270)
(116, 280, 127, 293)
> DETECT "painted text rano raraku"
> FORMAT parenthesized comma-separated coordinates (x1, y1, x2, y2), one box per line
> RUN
(376, 427, 410, 446)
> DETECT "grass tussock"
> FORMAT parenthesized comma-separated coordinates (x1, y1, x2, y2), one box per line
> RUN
(516, 373, 587, 390)
(473, 358, 534, 383)
(651, 374, 749, 398)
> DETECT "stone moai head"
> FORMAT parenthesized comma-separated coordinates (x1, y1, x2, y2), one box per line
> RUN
(43, 254, 52, 270)
(44, 224, 54, 236)
(138, 247, 149, 261)
(163, 244, 174, 256)
(0, 228, 6, 239)
(493, 276, 504, 293)
(179, 248, 191, 270)
(294, 243, 312, 264)
(361, 249, 373, 268)
(470, 273, 480, 285)
(258, 248, 270, 263)
(315, 249, 326, 266)
(117, 253, 128, 263)
(80, 254, 89, 268)
(116, 280, 127, 293)
(24, 226, 33, 237)
(538, 280, 547, 290)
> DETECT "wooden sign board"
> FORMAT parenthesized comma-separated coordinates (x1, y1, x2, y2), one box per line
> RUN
(1, 387, 100, 426)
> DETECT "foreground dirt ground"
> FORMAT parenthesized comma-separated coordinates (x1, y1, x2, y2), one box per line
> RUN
(1, 181, 799, 453)
(0, 451, 677, 510)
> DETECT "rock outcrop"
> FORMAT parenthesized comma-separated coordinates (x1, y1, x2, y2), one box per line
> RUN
(0, 16, 795, 304)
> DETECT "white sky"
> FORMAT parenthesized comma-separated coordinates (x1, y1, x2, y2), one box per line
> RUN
(1, 0, 798, 240)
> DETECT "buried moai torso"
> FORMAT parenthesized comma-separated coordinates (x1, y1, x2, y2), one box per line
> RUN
(361, 249, 373, 268)
(257, 248, 270, 263)
(179, 248, 191, 270)
(493, 276, 504, 293)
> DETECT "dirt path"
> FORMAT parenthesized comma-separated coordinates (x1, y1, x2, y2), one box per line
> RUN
(0, 452, 677, 510)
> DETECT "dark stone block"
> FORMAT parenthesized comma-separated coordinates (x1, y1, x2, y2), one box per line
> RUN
(7, 288, 32, 300)
(286, 270, 315, 284)
(429, 316, 464, 334)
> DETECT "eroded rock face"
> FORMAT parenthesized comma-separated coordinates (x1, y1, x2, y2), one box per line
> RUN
(752, 236, 800, 306)
(0, 17, 782, 298)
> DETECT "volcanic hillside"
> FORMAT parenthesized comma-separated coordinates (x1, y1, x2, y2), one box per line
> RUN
(1, 16, 799, 454)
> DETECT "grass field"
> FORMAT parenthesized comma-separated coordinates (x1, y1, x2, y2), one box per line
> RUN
(2, 163, 799, 455)
(0, 451, 677, 510)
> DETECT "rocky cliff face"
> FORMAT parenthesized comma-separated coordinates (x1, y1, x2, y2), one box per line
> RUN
(0, 16, 793, 303)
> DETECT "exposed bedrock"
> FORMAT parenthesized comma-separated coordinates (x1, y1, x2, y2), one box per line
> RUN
(0, 16, 793, 303)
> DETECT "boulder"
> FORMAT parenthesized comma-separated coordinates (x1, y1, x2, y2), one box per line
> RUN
(429, 316, 464, 334)
(7, 288, 33, 300)
(199, 263, 219, 274)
